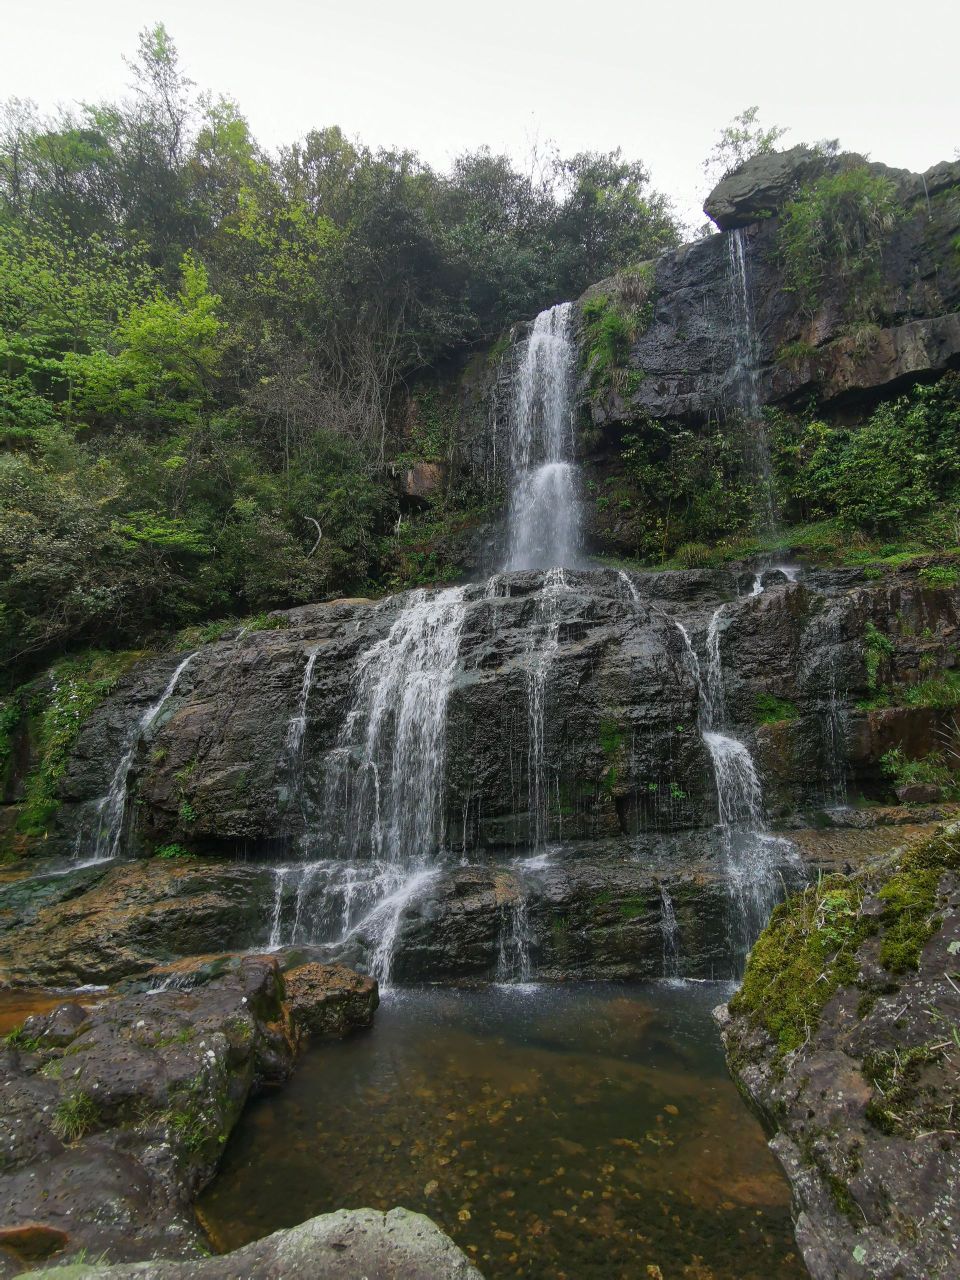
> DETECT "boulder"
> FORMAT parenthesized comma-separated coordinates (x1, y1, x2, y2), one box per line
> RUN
(718, 824, 960, 1279)
(17, 1207, 482, 1279)
(283, 962, 378, 1042)
(703, 144, 829, 230)
(0, 955, 293, 1265)
(401, 461, 447, 501)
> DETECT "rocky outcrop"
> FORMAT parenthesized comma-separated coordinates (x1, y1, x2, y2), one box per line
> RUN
(703, 144, 832, 230)
(0, 860, 275, 986)
(16, 1208, 482, 1280)
(703, 147, 960, 232)
(48, 563, 960, 854)
(717, 824, 960, 1279)
(0, 562, 954, 985)
(0, 955, 379, 1273)
(579, 150, 959, 437)
(0, 956, 291, 1268)
(283, 962, 378, 1042)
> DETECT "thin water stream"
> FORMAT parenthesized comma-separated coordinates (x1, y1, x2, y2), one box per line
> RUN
(197, 983, 802, 1280)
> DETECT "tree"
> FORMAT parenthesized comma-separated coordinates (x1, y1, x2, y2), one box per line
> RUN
(703, 106, 788, 184)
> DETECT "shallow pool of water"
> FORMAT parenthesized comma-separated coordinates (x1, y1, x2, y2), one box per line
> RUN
(198, 981, 803, 1279)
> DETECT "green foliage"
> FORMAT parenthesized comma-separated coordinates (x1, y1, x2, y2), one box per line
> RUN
(703, 106, 789, 183)
(919, 564, 960, 587)
(863, 621, 894, 690)
(778, 165, 900, 317)
(770, 376, 960, 535)
(0, 29, 680, 682)
(861, 670, 960, 712)
(880, 746, 953, 791)
(4, 1023, 43, 1051)
(580, 271, 655, 399)
(17, 650, 144, 838)
(674, 541, 712, 568)
(755, 693, 800, 724)
(52, 1090, 99, 1141)
(154, 842, 195, 859)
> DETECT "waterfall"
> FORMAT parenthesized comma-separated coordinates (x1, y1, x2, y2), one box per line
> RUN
(285, 648, 318, 823)
(674, 596, 785, 959)
(496, 890, 533, 984)
(726, 228, 775, 529)
(504, 303, 581, 570)
(525, 567, 567, 850)
(326, 585, 466, 865)
(276, 586, 466, 986)
(659, 884, 681, 979)
(89, 652, 198, 863)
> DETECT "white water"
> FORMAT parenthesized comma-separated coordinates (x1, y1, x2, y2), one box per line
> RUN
(504, 303, 581, 571)
(674, 587, 793, 957)
(273, 586, 467, 985)
(284, 648, 318, 823)
(88, 652, 198, 863)
(525, 567, 568, 850)
(727, 228, 775, 529)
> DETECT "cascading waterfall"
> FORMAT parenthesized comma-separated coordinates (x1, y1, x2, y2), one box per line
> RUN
(673, 594, 787, 959)
(659, 884, 681, 979)
(525, 566, 567, 851)
(504, 303, 581, 571)
(726, 227, 776, 529)
(275, 586, 467, 986)
(88, 652, 198, 863)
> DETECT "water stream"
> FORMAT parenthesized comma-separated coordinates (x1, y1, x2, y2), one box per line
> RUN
(673, 588, 792, 959)
(87, 651, 198, 863)
(272, 587, 465, 985)
(726, 227, 776, 529)
(504, 302, 581, 571)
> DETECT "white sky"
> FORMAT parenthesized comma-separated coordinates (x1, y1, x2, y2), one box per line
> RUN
(3, 0, 959, 232)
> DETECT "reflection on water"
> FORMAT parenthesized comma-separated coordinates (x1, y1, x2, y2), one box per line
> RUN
(198, 982, 802, 1279)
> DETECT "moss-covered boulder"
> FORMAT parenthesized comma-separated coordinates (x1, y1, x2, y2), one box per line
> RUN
(717, 822, 960, 1279)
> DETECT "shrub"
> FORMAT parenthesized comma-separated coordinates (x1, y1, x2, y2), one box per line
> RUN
(52, 1091, 99, 1142)
(778, 164, 900, 317)
(919, 564, 960, 588)
(755, 693, 800, 724)
(674, 541, 712, 568)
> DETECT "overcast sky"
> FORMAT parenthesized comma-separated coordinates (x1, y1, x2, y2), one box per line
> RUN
(4, 0, 958, 231)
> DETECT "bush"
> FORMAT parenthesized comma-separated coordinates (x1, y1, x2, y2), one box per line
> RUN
(778, 164, 900, 317)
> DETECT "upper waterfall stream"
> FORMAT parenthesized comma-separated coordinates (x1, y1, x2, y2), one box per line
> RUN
(504, 302, 582, 571)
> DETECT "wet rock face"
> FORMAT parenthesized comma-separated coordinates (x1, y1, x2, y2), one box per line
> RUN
(718, 825, 960, 1280)
(50, 563, 960, 861)
(581, 153, 959, 435)
(0, 860, 276, 986)
(283, 962, 378, 1043)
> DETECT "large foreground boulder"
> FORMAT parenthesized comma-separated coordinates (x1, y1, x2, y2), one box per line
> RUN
(0, 955, 378, 1274)
(717, 823, 960, 1279)
(17, 1208, 482, 1279)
